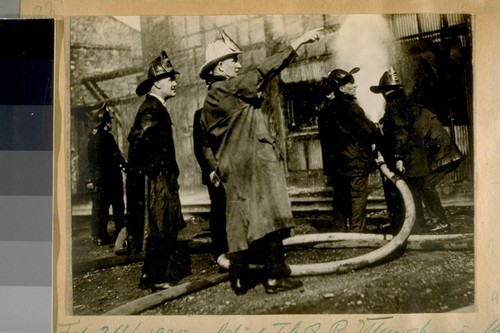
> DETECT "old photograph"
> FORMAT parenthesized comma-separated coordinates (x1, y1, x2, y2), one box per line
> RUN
(68, 14, 474, 316)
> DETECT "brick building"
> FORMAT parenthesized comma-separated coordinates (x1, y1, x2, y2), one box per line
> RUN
(138, 15, 343, 193)
(70, 14, 473, 202)
(70, 16, 143, 195)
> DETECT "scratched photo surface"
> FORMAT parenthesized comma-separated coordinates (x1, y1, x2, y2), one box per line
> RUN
(68, 14, 474, 316)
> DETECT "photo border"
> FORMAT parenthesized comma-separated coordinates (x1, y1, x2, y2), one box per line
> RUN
(19, 0, 500, 332)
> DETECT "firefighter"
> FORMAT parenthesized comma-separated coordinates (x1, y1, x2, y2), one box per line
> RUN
(318, 67, 380, 232)
(127, 51, 190, 291)
(371, 66, 463, 233)
(199, 28, 322, 295)
(86, 103, 127, 246)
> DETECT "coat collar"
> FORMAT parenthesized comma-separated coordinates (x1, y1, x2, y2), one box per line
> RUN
(337, 93, 357, 102)
(147, 93, 167, 105)
(207, 75, 227, 88)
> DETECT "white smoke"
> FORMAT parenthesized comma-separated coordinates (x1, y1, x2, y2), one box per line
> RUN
(331, 15, 395, 122)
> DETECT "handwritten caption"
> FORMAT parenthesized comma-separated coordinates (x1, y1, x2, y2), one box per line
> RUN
(57, 318, 500, 333)
(492, 290, 500, 305)
(32, 1, 55, 17)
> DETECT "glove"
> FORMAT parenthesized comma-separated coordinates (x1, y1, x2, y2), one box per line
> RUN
(395, 160, 405, 173)
(209, 171, 221, 187)
(375, 151, 385, 166)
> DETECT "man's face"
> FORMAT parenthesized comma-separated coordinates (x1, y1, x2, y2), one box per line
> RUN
(339, 81, 357, 97)
(156, 76, 177, 99)
(218, 56, 241, 78)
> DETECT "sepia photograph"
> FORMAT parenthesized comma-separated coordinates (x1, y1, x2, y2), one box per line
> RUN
(67, 14, 475, 317)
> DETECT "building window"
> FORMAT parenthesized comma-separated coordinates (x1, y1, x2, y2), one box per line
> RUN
(282, 80, 328, 132)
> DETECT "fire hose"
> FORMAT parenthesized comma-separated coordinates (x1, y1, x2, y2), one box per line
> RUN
(105, 161, 472, 315)
(216, 162, 416, 275)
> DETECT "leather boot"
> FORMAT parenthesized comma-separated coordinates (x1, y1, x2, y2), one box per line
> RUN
(263, 277, 303, 294)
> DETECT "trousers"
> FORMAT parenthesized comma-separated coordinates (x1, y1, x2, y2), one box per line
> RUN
(330, 172, 370, 231)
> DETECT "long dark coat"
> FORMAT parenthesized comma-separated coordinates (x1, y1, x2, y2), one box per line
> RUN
(193, 108, 217, 185)
(381, 90, 431, 177)
(318, 94, 378, 177)
(87, 127, 126, 238)
(381, 90, 462, 177)
(193, 108, 228, 258)
(201, 46, 297, 253)
(126, 95, 184, 252)
(87, 128, 126, 191)
(421, 109, 463, 172)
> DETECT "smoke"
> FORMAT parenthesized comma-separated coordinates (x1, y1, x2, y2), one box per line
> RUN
(331, 15, 395, 122)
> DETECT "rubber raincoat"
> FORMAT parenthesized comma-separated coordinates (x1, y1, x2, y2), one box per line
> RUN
(201, 46, 297, 253)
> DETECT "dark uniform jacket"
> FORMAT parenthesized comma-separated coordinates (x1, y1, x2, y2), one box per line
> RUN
(421, 109, 463, 172)
(127, 95, 183, 241)
(193, 108, 217, 185)
(128, 94, 179, 180)
(381, 90, 462, 177)
(87, 128, 126, 190)
(318, 94, 378, 177)
(87, 127, 126, 240)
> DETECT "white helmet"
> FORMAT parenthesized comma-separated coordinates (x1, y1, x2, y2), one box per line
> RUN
(199, 30, 243, 80)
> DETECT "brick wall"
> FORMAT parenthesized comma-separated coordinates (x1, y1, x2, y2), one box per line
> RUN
(70, 17, 143, 194)
(139, 15, 336, 192)
(69, 15, 473, 197)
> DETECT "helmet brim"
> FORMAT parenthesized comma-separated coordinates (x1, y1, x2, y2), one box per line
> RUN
(369, 84, 402, 94)
(135, 71, 179, 96)
(198, 51, 243, 80)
